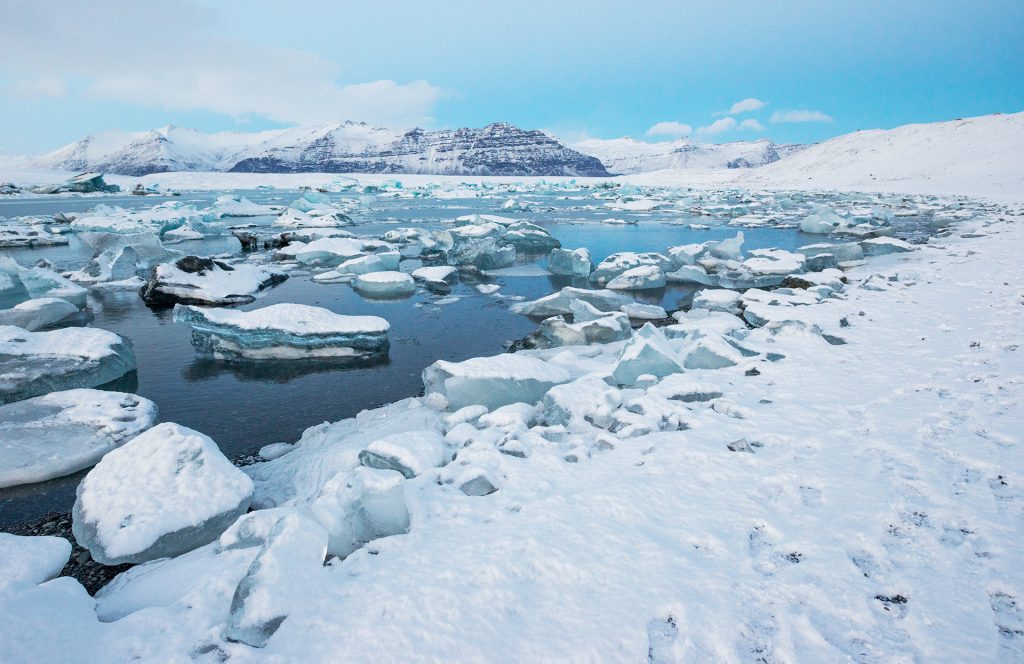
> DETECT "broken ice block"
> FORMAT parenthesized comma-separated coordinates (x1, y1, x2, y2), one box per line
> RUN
(140, 256, 288, 306)
(423, 354, 571, 410)
(352, 271, 416, 298)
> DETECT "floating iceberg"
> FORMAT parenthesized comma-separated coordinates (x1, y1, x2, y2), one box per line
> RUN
(352, 271, 416, 298)
(31, 172, 119, 195)
(292, 237, 365, 266)
(174, 303, 389, 361)
(412, 266, 459, 293)
(0, 326, 137, 405)
(621, 302, 668, 320)
(666, 264, 719, 286)
(0, 298, 81, 331)
(0, 389, 157, 488)
(209, 195, 278, 218)
(799, 205, 844, 234)
(590, 252, 673, 286)
(424, 354, 571, 410)
(0, 223, 69, 248)
(69, 232, 175, 285)
(0, 257, 87, 309)
(72, 423, 254, 565)
(140, 256, 288, 306)
(511, 286, 633, 317)
(502, 222, 560, 251)
(548, 247, 592, 276)
(706, 231, 745, 260)
(607, 265, 666, 290)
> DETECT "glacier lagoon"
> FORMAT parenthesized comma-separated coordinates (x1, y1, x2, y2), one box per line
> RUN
(0, 185, 941, 526)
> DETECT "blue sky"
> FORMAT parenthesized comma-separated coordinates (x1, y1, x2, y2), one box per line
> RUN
(1, 0, 1022, 154)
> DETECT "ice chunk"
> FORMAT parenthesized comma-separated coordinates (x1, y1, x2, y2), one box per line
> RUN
(292, 237, 365, 265)
(69, 232, 174, 285)
(0, 534, 72, 585)
(225, 513, 328, 648)
(352, 271, 416, 298)
(162, 224, 204, 243)
(511, 286, 633, 317)
(210, 195, 278, 218)
(590, 252, 673, 285)
(621, 302, 668, 320)
(140, 256, 288, 306)
(607, 265, 666, 290)
(706, 231, 744, 260)
(0, 257, 87, 309)
(32, 172, 119, 194)
(799, 205, 843, 233)
(611, 324, 684, 386)
(541, 376, 622, 429)
(0, 389, 157, 488)
(423, 354, 571, 410)
(310, 467, 410, 558)
(503, 221, 560, 250)
(691, 289, 743, 315)
(742, 249, 806, 276)
(174, 303, 389, 361)
(0, 297, 80, 331)
(334, 254, 386, 275)
(537, 305, 632, 348)
(548, 247, 592, 276)
(860, 237, 914, 256)
(798, 242, 864, 264)
(680, 331, 743, 370)
(411, 266, 459, 293)
(666, 243, 706, 268)
(0, 326, 137, 405)
(447, 236, 516, 270)
(0, 223, 69, 248)
(665, 264, 719, 287)
(358, 430, 446, 478)
(72, 423, 254, 565)
(274, 207, 350, 228)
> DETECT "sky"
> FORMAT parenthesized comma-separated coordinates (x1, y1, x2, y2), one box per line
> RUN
(1, 0, 1022, 154)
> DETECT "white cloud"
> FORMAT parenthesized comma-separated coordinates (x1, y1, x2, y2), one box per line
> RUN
(726, 98, 766, 115)
(771, 109, 833, 124)
(9, 77, 67, 100)
(646, 121, 693, 138)
(738, 118, 765, 131)
(0, 1, 445, 128)
(697, 117, 737, 135)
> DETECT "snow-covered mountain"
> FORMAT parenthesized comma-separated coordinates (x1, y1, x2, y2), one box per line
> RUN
(34, 122, 610, 177)
(570, 136, 806, 174)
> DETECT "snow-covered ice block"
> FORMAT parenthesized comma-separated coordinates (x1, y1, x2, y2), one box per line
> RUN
(226, 513, 328, 648)
(174, 303, 389, 361)
(140, 256, 288, 306)
(611, 324, 684, 386)
(0, 297, 80, 331)
(548, 247, 592, 276)
(742, 249, 806, 276)
(411, 266, 459, 293)
(799, 242, 864, 263)
(310, 467, 410, 558)
(503, 221, 560, 250)
(540, 376, 621, 429)
(706, 231, 744, 260)
(0, 224, 69, 248)
(666, 243, 706, 268)
(358, 430, 446, 478)
(607, 265, 666, 290)
(537, 302, 632, 348)
(0, 389, 157, 488)
(72, 423, 254, 565)
(665, 264, 719, 286)
(691, 289, 743, 315)
(0, 533, 72, 585)
(511, 286, 633, 317)
(0, 326, 137, 405)
(423, 354, 571, 410)
(292, 237, 364, 266)
(352, 271, 416, 298)
(860, 237, 914, 256)
(680, 331, 743, 370)
(162, 224, 204, 243)
(799, 205, 843, 233)
(210, 195, 277, 218)
(334, 254, 385, 275)
(621, 302, 668, 320)
(590, 252, 673, 285)
(668, 309, 747, 338)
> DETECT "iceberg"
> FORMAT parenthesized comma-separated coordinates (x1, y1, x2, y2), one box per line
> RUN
(548, 247, 592, 277)
(140, 256, 288, 306)
(274, 207, 351, 228)
(860, 237, 914, 256)
(611, 324, 684, 386)
(310, 467, 410, 558)
(606, 265, 666, 290)
(31, 172, 119, 194)
(798, 242, 865, 264)
(666, 243, 706, 268)
(352, 271, 416, 298)
(799, 204, 844, 234)
(621, 302, 668, 320)
(680, 331, 743, 370)
(334, 254, 386, 276)
(0, 257, 87, 310)
(174, 303, 389, 361)
(665, 264, 719, 286)
(226, 514, 329, 648)
(0, 389, 158, 488)
(502, 221, 560, 250)
(411, 266, 459, 293)
(69, 232, 175, 285)
(0, 326, 137, 405)
(0, 223, 69, 248)
(209, 195, 278, 218)
(511, 286, 633, 317)
(536, 301, 632, 348)
(0, 298, 81, 331)
(706, 231, 745, 260)
(590, 252, 673, 286)
(292, 237, 365, 265)
(72, 423, 254, 565)
(423, 354, 571, 410)
(690, 289, 743, 315)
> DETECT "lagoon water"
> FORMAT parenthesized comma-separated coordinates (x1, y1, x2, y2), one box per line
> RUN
(0, 188, 847, 525)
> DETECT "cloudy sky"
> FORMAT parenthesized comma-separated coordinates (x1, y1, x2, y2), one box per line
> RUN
(1, 0, 1021, 153)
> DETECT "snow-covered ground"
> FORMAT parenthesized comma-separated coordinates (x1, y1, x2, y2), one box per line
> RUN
(2, 111, 1023, 661)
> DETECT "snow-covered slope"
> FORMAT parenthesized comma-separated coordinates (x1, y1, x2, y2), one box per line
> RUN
(34, 122, 610, 177)
(572, 136, 805, 174)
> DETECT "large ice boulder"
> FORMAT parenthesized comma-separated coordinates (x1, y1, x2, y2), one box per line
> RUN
(860, 237, 914, 256)
(0, 326, 137, 405)
(680, 331, 743, 370)
(292, 238, 364, 266)
(72, 423, 254, 565)
(799, 205, 844, 234)
(0, 256, 87, 310)
(140, 256, 288, 306)
(310, 467, 411, 558)
(69, 232, 175, 285)
(352, 271, 416, 298)
(590, 252, 673, 286)
(511, 286, 633, 317)
(0, 297, 80, 331)
(423, 354, 571, 410)
(0, 389, 157, 488)
(0, 223, 69, 248)
(536, 301, 632, 348)
(503, 221, 560, 250)
(411, 266, 459, 293)
(0, 533, 72, 585)
(225, 513, 329, 648)
(606, 265, 666, 290)
(358, 431, 446, 479)
(548, 247, 592, 277)
(209, 195, 278, 218)
(174, 303, 390, 361)
(690, 289, 743, 316)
